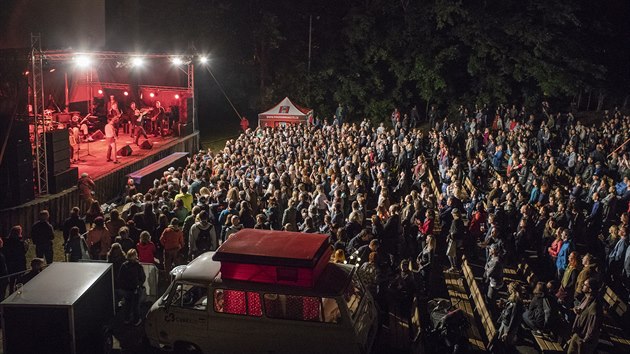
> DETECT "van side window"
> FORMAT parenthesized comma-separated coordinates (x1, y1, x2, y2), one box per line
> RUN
(343, 275, 364, 319)
(263, 294, 338, 323)
(170, 283, 207, 311)
(214, 289, 262, 317)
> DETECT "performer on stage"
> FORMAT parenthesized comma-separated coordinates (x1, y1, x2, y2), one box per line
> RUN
(105, 114, 120, 163)
(107, 95, 121, 116)
(151, 101, 165, 136)
(132, 102, 149, 145)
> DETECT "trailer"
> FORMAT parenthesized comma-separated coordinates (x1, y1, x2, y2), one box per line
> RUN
(1, 262, 115, 354)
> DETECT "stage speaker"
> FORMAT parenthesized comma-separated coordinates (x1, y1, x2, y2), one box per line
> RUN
(90, 130, 104, 140)
(118, 145, 133, 156)
(0, 118, 34, 208)
(139, 139, 153, 150)
(48, 167, 78, 194)
(181, 97, 193, 123)
(45, 130, 71, 174)
(176, 122, 194, 137)
(0, 143, 34, 208)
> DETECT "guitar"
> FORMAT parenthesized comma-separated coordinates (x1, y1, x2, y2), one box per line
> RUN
(136, 108, 152, 123)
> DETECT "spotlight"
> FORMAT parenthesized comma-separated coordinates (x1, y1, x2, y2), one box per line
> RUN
(74, 54, 92, 68)
(24, 71, 30, 76)
(149, 92, 155, 98)
(199, 56, 208, 64)
(131, 57, 144, 67)
(123, 91, 129, 96)
(174, 94, 180, 99)
(49, 68, 56, 73)
(98, 89, 103, 95)
(171, 57, 183, 66)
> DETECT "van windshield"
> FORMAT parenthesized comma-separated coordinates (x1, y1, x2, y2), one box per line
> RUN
(343, 273, 365, 321)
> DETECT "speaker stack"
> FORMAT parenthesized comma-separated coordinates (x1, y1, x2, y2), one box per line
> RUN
(0, 119, 34, 208)
(45, 130, 77, 194)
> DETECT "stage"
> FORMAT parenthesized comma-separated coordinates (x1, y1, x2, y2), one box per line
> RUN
(0, 131, 199, 236)
(72, 133, 183, 180)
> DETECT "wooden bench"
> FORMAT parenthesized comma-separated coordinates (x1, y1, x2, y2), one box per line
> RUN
(461, 256, 496, 351)
(600, 286, 630, 353)
(511, 263, 563, 353)
(444, 271, 486, 351)
(127, 152, 189, 192)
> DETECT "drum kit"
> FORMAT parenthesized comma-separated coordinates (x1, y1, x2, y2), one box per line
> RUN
(34, 110, 99, 134)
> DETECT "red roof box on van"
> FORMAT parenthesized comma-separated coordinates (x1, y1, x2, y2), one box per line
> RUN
(213, 229, 333, 288)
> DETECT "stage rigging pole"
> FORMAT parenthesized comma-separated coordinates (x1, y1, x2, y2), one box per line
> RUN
(31, 33, 48, 195)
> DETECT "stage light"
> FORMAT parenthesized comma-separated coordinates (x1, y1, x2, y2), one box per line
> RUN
(131, 57, 144, 67)
(149, 92, 155, 98)
(199, 56, 208, 64)
(98, 89, 103, 95)
(74, 54, 92, 68)
(174, 94, 180, 99)
(123, 91, 129, 96)
(49, 68, 56, 73)
(171, 57, 183, 66)
(24, 71, 30, 76)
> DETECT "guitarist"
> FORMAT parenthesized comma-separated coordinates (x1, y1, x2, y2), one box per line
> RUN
(151, 101, 166, 136)
(131, 101, 149, 145)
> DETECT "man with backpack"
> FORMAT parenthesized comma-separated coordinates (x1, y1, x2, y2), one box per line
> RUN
(189, 211, 216, 260)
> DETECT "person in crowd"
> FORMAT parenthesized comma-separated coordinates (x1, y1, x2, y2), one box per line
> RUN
(496, 282, 524, 347)
(62, 207, 87, 244)
(87, 216, 112, 260)
(358, 252, 379, 296)
(64, 226, 89, 262)
(30, 210, 55, 264)
(106, 209, 126, 242)
(115, 226, 135, 253)
(160, 218, 184, 273)
(484, 244, 504, 305)
(224, 215, 244, 240)
(557, 251, 580, 306)
(137, 231, 156, 264)
(18, 258, 45, 285)
(118, 249, 146, 326)
(3, 225, 28, 292)
(566, 278, 603, 354)
(107, 242, 127, 293)
(85, 200, 104, 226)
(77, 173, 96, 205)
(189, 210, 216, 259)
(556, 229, 573, 279)
(574, 254, 599, 303)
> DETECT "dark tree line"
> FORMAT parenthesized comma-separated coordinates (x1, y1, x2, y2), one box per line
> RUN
(107, 0, 629, 121)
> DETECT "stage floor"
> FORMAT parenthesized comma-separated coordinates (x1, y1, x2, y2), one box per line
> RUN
(71, 134, 182, 180)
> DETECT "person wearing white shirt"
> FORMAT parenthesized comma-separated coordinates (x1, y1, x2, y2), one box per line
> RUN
(105, 114, 119, 163)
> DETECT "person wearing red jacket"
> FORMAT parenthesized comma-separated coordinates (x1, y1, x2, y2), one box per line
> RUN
(416, 210, 434, 251)
(160, 218, 183, 272)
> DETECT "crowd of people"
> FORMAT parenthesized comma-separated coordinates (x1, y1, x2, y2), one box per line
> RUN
(1, 100, 629, 352)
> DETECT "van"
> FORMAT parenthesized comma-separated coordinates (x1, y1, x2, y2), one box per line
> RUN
(145, 229, 378, 354)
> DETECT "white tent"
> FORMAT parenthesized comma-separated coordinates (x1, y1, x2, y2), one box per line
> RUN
(258, 97, 313, 127)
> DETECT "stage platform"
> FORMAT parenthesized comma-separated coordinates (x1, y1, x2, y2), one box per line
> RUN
(72, 133, 184, 180)
(0, 132, 199, 236)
